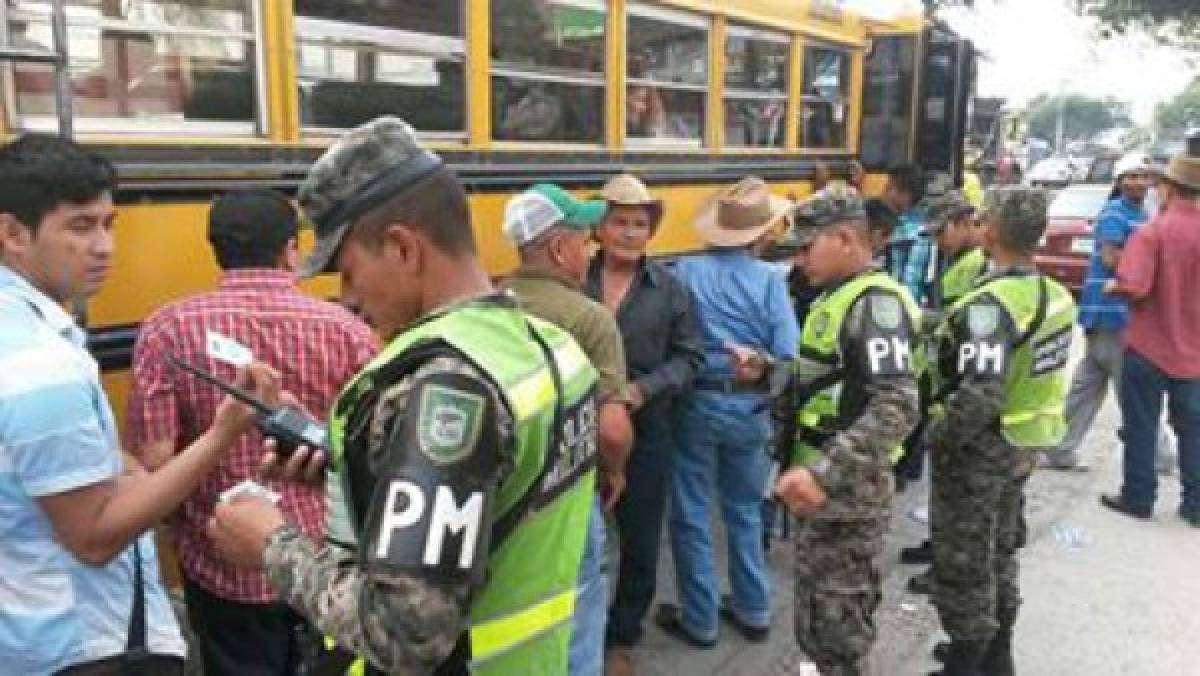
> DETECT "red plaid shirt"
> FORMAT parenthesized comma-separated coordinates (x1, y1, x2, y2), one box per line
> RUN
(126, 269, 377, 603)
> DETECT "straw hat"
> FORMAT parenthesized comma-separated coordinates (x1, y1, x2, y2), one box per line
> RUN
(1161, 154, 1200, 192)
(691, 176, 793, 247)
(601, 173, 663, 228)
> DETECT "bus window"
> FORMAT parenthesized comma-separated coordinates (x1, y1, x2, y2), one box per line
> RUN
(800, 45, 850, 149)
(7, 0, 259, 134)
(626, 4, 708, 145)
(294, 0, 465, 136)
(490, 0, 606, 144)
(723, 24, 788, 148)
(860, 35, 916, 167)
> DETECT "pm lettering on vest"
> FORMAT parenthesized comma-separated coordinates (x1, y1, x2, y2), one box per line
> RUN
(866, 336, 912, 375)
(958, 341, 1005, 376)
(372, 479, 487, 575)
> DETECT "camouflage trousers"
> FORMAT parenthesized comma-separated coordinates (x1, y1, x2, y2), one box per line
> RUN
(930, 431, 1030, 642)
(792, 514, 888, 676)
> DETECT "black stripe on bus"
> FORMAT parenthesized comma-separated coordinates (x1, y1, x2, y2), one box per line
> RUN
(88, 323, 140, 372)
(94, 145, 855, 202)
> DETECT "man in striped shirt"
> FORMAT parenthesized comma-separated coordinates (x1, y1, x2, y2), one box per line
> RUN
(126, 190, 377, 675)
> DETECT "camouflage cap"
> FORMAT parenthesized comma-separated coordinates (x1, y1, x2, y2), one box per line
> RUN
(297, 116, 445, 278)
(787, 184, 866, 245)
(980, 186, 1049, 250)
(922, 190, 975, 235)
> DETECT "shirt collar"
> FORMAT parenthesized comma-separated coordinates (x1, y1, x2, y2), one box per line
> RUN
(218, 268, 299, 291)
(589, 252, 661, 288)
(508, 265, 584, 292)
(0, 264, 84, 345)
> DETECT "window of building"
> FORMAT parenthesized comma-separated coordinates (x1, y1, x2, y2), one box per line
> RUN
(860, 35, 915, 167)
(490, 0, 606, 144)
(626, 4, 708, 145)
(723, 24, 788, 148)
(294, 0, 464, 136)
(5, 0, 261, 134)
(800, 45, 850, 149)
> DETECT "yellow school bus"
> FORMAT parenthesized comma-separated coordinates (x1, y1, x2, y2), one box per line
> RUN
(0, 0, 973, 424)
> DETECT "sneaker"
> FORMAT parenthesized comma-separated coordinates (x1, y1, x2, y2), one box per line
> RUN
(1099, 494, 1152, 520)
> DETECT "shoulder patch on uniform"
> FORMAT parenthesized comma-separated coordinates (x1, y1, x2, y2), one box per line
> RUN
(416, 384, 485, 465)
(869, 294, 903, 330)
(966, 303, 1000, 337)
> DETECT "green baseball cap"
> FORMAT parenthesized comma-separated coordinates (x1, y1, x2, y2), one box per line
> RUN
(503, 183, 607, 247)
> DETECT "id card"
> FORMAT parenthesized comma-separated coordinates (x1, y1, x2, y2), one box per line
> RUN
(206, 330, 253, 367)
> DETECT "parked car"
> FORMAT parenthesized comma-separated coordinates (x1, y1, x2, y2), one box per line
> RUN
(1035, 184, 1112, 291)
(1028, 156, 1075, 188)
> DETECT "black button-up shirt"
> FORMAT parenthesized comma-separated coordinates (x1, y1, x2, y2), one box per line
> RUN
(586, 254, 704, 430)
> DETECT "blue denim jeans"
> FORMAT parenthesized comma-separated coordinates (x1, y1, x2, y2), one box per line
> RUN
(568, 499, 607, 676)
(669, 393, 773, 641)
(1117, 348, 1200, 515)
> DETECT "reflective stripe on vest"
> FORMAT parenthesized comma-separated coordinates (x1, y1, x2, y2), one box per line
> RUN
(935, 274, 1077, 448)
(792, 271, 919, 467)
(325, 299, 599, 675)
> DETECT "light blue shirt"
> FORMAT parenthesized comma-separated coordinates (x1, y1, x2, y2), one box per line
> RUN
(1079, 196, 1147, 332)
(0, 265, 184, 674)
(886, 207, 937, 306)
(674, 249, 800, 382)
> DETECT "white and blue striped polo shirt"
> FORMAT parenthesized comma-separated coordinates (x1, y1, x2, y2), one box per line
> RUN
(0, 265, 184, 674)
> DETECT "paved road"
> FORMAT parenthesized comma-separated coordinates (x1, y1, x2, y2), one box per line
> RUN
(636, 333, 1197, 676)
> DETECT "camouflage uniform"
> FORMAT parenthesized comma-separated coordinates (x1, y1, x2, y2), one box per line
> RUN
(928, 189, 1050, 645)
(259, 118, 515, 675)
(782, 195, 921, 676)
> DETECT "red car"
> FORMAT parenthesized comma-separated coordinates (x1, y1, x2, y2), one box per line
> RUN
(1034, 184, 1113, 292)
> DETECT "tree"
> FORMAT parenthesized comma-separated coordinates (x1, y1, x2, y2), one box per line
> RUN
(1155, 77, 1200, 135)
(1077, 0, 1200, 48)
(1022, 93, 1133, 147)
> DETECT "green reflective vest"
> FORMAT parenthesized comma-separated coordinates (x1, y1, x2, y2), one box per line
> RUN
(792, 270, 920, 467)
(326, 298, 599, 675)
(933, 273, 1077, 448)
(938, 247, 988, 308)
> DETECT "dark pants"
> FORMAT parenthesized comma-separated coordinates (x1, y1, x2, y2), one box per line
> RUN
(895, 373, 932, 482)
(1117, 348, 1200, 515)
(183, 577, 311, 676)
(606, 430, 674, 648)
(56, 655, 184, 676)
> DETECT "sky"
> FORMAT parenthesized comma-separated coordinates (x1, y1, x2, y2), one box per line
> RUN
(845, 0, 1196, 125)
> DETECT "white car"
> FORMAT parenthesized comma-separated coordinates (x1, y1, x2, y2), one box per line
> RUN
(1028, 156, 1074, 187)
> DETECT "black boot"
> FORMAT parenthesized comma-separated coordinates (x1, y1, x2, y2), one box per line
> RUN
(930, 639, 987, 675)
(980, 628, 1014, 676)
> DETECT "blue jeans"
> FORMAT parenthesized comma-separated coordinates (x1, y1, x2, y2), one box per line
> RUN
(568, 499, 607, 676)
(1117, 348, 1200, 515)
(669, 393, 773, 641)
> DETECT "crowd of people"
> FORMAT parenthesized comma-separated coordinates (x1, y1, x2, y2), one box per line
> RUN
(0, 115, 1195, 676)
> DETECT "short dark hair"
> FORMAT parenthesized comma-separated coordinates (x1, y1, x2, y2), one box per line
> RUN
(208, 189, 299, 270)
(353, 167, 475, 256)
(0, 134, 116, 232)
(865, 198, 899, 236)
(887, 164, 924, 202)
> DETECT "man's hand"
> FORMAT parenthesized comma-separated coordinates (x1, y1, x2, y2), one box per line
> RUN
(210, 362, 282, 444)
(208, 495, 287, 568)
(1103, 279, 1124, 296)
(601, 470, 626, 512)
(627, 384, 646, 412)
(259, 439, 327, 485)
(727, 342, 767, 384)
(775, 467, 827, 514)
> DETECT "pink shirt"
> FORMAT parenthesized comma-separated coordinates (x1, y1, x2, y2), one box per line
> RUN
(1116, 199, 1200, 379)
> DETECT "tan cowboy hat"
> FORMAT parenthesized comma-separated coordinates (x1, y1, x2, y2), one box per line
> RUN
(691, 176, 792, 247)
(601, 173, 663, 228)
(1161, 154, 1200, 192)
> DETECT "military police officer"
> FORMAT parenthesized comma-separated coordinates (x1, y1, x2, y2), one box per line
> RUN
(927, 187, 1077, 675)
(206, 117, 601, 675)
(737, 190, 920, 676)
